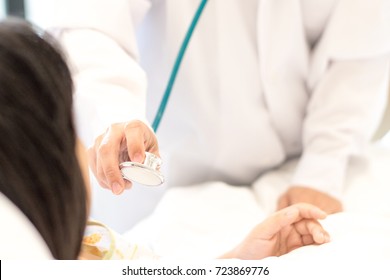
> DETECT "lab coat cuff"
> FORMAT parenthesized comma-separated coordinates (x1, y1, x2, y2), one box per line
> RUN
(290, 153, 347, 200)
(73, 91, 152, 147)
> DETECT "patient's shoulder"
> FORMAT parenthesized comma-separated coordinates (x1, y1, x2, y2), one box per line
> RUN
(0, 193, 52, 259)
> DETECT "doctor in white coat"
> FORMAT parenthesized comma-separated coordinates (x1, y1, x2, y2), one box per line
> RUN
(29, 0, 390, 214)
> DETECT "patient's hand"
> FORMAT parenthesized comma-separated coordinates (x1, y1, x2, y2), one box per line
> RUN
(220, 203, 330, 260)
(278, 186, 343, 214)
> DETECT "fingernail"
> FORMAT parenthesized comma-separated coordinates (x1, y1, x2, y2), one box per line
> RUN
(124, 181, 132, 190)
(318, 232, 330, 243)
(112, 182, 123, 195)
(319, 209, 327, 217)
(319, 232, 325, 243)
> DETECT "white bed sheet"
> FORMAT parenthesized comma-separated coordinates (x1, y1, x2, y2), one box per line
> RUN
(124, 143, 390, 264)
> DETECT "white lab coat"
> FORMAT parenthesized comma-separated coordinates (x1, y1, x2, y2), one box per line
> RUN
(28, 0, 390, 199)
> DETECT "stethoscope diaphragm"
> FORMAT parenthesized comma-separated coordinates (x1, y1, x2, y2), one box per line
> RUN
(120, 152, 164, 186)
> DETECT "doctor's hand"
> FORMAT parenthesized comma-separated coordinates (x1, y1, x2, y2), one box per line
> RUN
(220, 203, 330, 260)
(88, 120, 160, 195)
(277, 186, 343, 214)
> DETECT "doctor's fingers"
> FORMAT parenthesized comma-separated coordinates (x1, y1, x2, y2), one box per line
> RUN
(91, 124, 132, 195)
(277, 186, 343, 214)
(123, 121, 160, 163)
(276, 193, 289, 211)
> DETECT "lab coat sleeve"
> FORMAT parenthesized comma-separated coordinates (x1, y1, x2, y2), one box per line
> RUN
(291, 0, 390, 198)
(291, 56, 390, 199)
(27, 0, 152, 146)
(62, 29, 149, 147)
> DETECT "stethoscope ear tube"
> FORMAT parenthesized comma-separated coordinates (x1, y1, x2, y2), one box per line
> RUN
(151, 0, 209, 132)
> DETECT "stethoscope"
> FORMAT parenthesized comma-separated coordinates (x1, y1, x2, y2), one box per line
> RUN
(120, 0, 208, 186)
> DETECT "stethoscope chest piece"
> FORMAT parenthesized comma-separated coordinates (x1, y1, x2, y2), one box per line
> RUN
(120, 152, 164, 186)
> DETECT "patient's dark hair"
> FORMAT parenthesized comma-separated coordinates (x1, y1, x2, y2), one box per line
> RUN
(0, 19, 87, 259)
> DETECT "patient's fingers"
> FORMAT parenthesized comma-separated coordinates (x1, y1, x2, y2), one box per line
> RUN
(294, 219, 330, 244)
(253, 203, 327, 240)
(288, 203, 327, 221)
(301, 234, 315, 246)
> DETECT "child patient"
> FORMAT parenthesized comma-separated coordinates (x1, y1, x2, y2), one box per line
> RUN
(0, 19, 330, 260)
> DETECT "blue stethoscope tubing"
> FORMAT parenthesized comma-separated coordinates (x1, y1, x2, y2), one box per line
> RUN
(152, 0, 209, 132)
